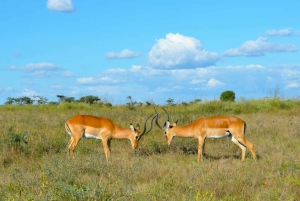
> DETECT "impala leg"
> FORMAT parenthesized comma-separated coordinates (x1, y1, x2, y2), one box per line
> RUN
(102, 139, 111, 162)
(236, 137, 257, 161)
(230, 136, 246, 161)
(68, 136, 80, 160)
(197, 137, 205, 162)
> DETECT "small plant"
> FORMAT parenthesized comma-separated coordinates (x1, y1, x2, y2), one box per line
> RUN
(8, 126, 28, 151)
(220, 90, 235, 102)
(126, 96, 137, 110)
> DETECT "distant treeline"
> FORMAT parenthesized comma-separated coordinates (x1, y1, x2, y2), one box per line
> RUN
(3, 90, 237, 107)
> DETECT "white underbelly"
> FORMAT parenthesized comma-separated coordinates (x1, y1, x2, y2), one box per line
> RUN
(206, 130, 231, 139)
(83, 133, 102, 140)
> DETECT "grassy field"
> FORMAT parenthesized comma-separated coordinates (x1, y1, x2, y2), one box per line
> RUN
(0, 99, 300, 200)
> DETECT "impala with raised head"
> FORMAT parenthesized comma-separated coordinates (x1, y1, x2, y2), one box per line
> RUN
(155, 108, 257, 162)
(65, 114, 155, 162)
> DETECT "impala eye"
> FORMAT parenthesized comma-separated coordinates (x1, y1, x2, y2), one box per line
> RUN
(135, 136, 139, 140)
(164, 132, 167, 135)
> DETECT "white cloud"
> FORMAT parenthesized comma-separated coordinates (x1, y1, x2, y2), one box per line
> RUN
(10, 62, 61, 72)
(77, 75, 126, 85)
(62, 71, 74, 77)
(9, 62, 63, 78)
(286, 82, 300, 88)
(77, 77, 97, 84)
(0, 87, 13, 95)
(207, 78, 224, 87)
(223, 37, 297, 57)
(51, 85, 65, 89)
(266, 28, 292, 36)
(47, 0, 75, 12)
(105, 49, 141, 59)
(22, 89, 38, 97)
(148, 33, 219, 69)
(190, 79, 205, 84)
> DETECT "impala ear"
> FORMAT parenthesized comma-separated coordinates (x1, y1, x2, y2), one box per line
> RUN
(130, 124, 135, 132)
(172, 120, 178, 126)
(136, 123, 140, 130)
(166, 121, 171, 128)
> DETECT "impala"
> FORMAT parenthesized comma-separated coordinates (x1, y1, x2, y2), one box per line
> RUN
(155, 108, 257, 162)
(65, 114, 155, 161)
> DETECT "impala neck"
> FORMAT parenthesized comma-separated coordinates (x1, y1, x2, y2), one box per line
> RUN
(171, 125, 194, 137)
(112, 125, 134, 139)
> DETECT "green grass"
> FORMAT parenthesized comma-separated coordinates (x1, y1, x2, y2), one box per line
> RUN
(0, 99, 300, 200)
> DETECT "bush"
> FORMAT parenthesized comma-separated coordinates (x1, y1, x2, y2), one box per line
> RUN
(220, 90, 235, 102)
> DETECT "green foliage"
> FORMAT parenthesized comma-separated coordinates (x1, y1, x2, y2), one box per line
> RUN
(77, 95, 100, 104)
(220, 90, 235, 102)
(126, 96, 137, 110)
(7, 126, 28, 153)
(166, 98, 175, 105)
(5, 96, 34, 105)
(33, 95, 48, 105)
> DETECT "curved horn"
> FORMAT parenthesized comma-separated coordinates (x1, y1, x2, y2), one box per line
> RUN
(139, 114, 155, 137)
(154, 107, 163, 130)
(154, 107, 170, 130)
(161, 107, 170, 122)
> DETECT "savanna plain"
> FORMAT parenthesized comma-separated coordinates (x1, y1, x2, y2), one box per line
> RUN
(0, 99, 300, 200)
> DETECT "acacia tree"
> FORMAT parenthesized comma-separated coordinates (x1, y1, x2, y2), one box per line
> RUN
(78, 95, 100, 104)
(5, 97, 15, 105)
(56, 95, 66, 103)
(166, 98, 175, 106)
(56, 95, 75, 103)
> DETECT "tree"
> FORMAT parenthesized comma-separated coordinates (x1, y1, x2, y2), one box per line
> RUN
(13, 96, 34, 105)
(5, 97, 15, 105)
(78, 95, 100, 104)
(56, 95, 66, 103)
(166, 98, 174, 106)
(220, 90, 235, 102)
(56, 95, 75, 103)
(33, 95, 48, 105)
(64, 97, 75, 103)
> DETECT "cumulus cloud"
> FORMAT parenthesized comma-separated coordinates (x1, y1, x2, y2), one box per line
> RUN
(222, 37, 297, 57)
(148, 33, 219, 69)
(266, 28, 292, 36)
(47, 0, 75, 12)
(207, 78, 224, 87)
(105, 49, 141, 59)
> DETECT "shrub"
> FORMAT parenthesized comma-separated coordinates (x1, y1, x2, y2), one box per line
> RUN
(220, 90, 235, 102)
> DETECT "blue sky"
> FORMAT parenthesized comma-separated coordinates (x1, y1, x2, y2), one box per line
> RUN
(1, 0, 300, 105)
